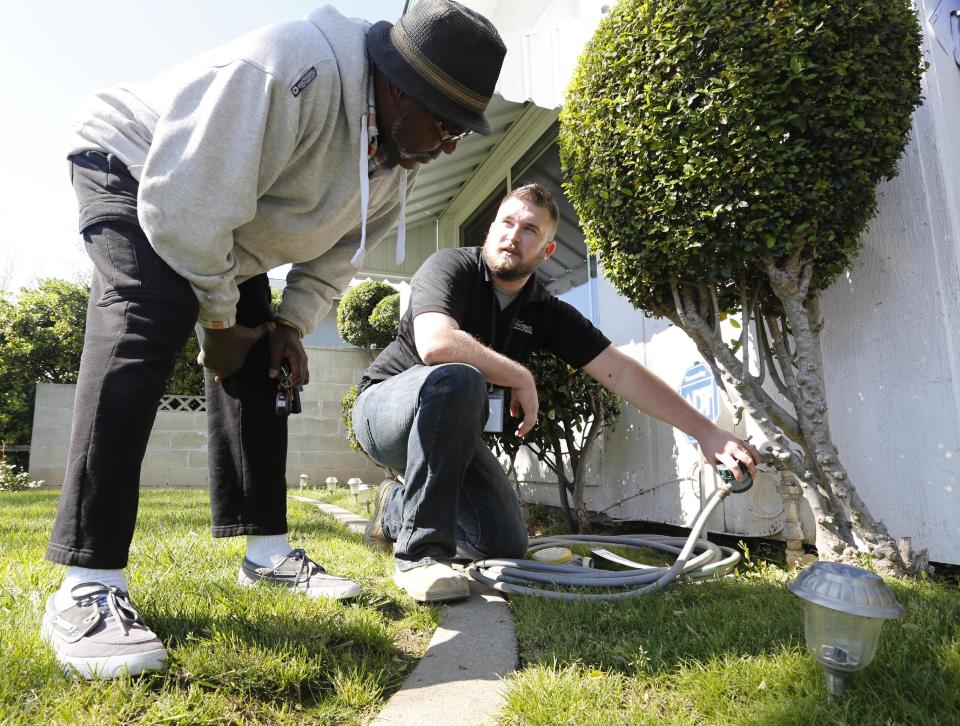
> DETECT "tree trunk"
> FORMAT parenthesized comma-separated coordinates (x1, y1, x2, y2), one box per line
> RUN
(668, 271, 907, 576)
(553, 443, 577, 531)
(571, 402, 606, 534)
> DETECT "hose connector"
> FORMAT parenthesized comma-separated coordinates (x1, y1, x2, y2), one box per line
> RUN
(716, 463, 753, 494)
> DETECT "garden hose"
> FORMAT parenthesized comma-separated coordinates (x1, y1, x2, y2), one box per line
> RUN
(467, 466, 752, 601)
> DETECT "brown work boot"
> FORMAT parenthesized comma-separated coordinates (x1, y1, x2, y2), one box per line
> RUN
(364, 479, 399, 553)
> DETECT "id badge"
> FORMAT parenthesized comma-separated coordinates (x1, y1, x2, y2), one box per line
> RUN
(484, 388, 505, 433)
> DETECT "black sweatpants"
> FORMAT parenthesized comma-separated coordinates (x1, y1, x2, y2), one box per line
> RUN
(46, 150, 288, 569)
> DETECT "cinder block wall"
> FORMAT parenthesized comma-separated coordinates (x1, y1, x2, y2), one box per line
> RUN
(28, 346, 386, 488)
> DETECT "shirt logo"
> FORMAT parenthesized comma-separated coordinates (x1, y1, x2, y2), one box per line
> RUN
(512, 319, 533, 335)
(291, 67, 317, 97)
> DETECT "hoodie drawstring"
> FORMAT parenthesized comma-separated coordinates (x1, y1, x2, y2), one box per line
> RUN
(396, 169, 407, 265)
(352, 116, 371, 268)
(352, 113, 408, 268)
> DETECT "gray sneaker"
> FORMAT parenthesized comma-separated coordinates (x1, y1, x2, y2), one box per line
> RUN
(238, 549, 361, 600)
(364, 479, 398, 553)
(40, 582, 169, 679)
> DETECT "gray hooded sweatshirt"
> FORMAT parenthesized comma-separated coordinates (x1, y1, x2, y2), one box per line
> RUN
(67, 6, 412, 334)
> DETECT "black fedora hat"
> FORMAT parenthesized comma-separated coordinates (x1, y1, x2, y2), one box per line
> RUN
(367, 0, 506, 135)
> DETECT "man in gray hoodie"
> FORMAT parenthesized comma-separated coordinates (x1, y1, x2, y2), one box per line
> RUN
(41, 0, 506, 679)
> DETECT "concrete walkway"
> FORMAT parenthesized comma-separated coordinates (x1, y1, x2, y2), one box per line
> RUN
(290, 496, 518, 726)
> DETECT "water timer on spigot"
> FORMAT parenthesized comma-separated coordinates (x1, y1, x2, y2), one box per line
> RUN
(716, 463, 753, 494)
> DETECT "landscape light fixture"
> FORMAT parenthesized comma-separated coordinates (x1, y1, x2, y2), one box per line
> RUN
(325, 476, 339, 495)
(788, 561, 904, 698)
(356, 483, 374, 514)
(347, 477, 363, 502)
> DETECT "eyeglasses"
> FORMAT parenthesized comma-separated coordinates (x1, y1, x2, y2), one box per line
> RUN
(410, 95, 473, 144)
(433, 115, 472, 144)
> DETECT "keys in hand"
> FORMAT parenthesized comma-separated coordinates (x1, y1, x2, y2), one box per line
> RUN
(275, 365, 302, 417)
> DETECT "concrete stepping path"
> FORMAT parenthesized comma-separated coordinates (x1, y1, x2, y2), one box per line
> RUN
(291, 496, 518, 726)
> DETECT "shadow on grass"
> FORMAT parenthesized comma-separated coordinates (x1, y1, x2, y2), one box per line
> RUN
(141, 603, 415, 707)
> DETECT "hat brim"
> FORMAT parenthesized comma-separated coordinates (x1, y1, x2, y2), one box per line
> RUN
(367, 20, 493, 136)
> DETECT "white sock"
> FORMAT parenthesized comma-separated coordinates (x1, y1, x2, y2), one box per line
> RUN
(245, 534, 291, 568)
(54, 567, 128, 610)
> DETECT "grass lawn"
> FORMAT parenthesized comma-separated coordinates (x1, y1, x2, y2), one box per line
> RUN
(501, 554, 960, 725)
(324, 490, 960, 725)
(0, 488, 438, 725)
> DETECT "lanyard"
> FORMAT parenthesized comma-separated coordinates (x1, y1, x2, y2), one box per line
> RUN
(489, 284, 525, 356)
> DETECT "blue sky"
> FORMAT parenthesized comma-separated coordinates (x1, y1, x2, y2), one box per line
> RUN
(0, 1, 404, 293)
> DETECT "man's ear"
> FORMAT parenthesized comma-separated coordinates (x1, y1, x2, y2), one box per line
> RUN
(542, 239, 557, 261)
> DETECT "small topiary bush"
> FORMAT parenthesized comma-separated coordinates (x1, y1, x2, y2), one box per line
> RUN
(368, 293, 400, 349)
(340, 385, 361, 453)
(336, 281, 398, 351)
(487, 351, 620, 532)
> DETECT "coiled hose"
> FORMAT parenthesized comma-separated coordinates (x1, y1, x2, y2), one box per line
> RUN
(467, 482, 742, 601)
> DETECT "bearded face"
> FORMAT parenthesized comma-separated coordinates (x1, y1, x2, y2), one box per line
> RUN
(481, 197, 556, 285)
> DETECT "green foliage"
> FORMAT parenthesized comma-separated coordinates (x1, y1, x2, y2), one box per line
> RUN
(0, 277, 249, 445)
(369, 293, 400, 348)
(166, 336, 204, 396)
(337, 281, 399, 350)
(560, 0, 923, 314)
(488, 351, 621, 474)
(0, 279, 88, 444)
(0, 450, 42, 491)
(341, 385, 361, 452)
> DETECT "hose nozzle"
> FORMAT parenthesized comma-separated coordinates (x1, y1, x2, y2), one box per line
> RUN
(716, 463, 753, 494)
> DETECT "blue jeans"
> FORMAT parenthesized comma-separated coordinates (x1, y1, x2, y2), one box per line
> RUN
(353, 364, 528, 568)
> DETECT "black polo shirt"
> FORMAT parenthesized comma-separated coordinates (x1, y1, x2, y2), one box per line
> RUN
(358, 246, 611, 392)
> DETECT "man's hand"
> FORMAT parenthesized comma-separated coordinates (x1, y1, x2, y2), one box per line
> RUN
(510, 368, 539, 438)
(696, 425, 760, 481)
(268, 324, 309, 387)
(198, 322, 276, 383)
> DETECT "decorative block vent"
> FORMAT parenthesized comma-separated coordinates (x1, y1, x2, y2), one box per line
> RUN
(158, 395, 207, 412)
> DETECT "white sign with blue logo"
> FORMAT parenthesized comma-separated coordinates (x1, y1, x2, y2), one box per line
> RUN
(679, 362, 720, 444)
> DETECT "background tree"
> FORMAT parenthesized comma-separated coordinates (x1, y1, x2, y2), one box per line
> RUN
(488, 351, 621, 532)
(560, 0, 923, 573)
(0, 279, 87, 450)
(0, 277, 251, 450)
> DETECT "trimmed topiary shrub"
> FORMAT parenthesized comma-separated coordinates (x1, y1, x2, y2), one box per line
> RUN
(336, 283, 398, 461)
(340, 385, 361, 453)
(368, 293, 400, 349)
(336, 281, 398, 353)
(560, 0, 923, 573)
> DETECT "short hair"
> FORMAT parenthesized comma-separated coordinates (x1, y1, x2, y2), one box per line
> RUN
(501, 183, 559, 237)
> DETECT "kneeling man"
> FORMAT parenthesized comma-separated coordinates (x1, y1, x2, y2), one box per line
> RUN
(353, 183, 758, 602)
